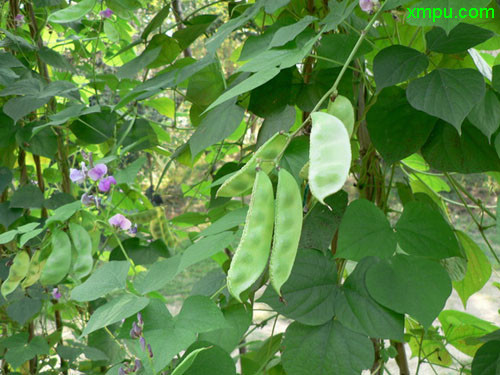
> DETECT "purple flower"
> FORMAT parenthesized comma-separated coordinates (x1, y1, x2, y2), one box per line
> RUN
(109, 214, 132, 230)
(52, 287, 62, 300)
(140, 336, 146, 351)
(359, 0, 378, 12)
(133, 360, 142, 371)
(81, 193, 94, 206)
(129, 224, 138, 235)
(14, 14, 24, 27)
(130, 321, 142, 339)
(98, 176, 116, 192)
(70, 168, 85, 183)
(100, 8, 113, 18)
(137, 312, 143, 326)
(147, 343, 153, 358)
(88, 163, 107, 181)
(118, 368, 127, 375)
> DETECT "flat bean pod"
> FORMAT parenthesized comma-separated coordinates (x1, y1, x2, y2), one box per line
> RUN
(227, 170, 275, 302)
(69, 223, 93, 279)
(309, 112, 351, 206)
(128, 208, 162, 224)
(217, 133, 288, 197)
(327, 95, 355, 137)
(269, 168, 303, 295)
(40, 229, 72, 285)
(1, 251, 30, 297)
(21, 250, 45, 288)
(150, 213, 176, 248)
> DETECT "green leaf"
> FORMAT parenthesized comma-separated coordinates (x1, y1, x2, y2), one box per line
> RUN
(186, 63, 225, 107)
(471, 340, 500, 375)
(406, 68, 486, 132)
(70, 108, 117, 144)
(178, 231, 235, 270)
(6, 295, 42, 325)
(493, 65, 500, 94)
(114, 156, 146, 185)
(199, 304, 252, 353)
(269, 16, 316, 48)
(426, 23, 494, 54)
(17, 124, 58, 158)
(198, 207, 247, 238)
(38, 46, 75, 72)
(0, 202, 23, 229)
(19, 229, 43, 247)
(336, 199, 397, 261)
(282, 320, 374, 375)
(189, 100, 245, 157)
(81, 294, 149, 336)
(145, 35, 181, 68)
(0, 167, 12, 193)
(171, 347, 209, 375)
(0, 230, 17, 244)
(257, 106, 296, 148)
(134, 255, 181, 295)
(4, 336, 50, 369)
(71, 261, 130, 302)
(335, 257, 405, 341)
(406, 0, 491, 33)
(10, 185, 44, 209)
(395, 201, 461, 259)
(116, 48, 161, 80)
(365, 254, 452, 328)
(299, 192, 347, 252)
(321, 0, 357, 32)
(260, 249, 339, 326)
(367, 87, 436, 164)
(373, 45, 429, 91)
(3, 96, 50, 123)
(141, 5, 170, 40)
(422, 121, 500, 173)
(467, 89, 500, 141)
(175, 295, 226, 333)
(45, 201, 81, 225)
(103, 20, 120, 43)
(453, 231, 492, 308)
(264, 0, 290, 13)
(48, 0, 96, 23)
(181, 342, 236, 375)
(439, 310, 498, 356)
(205, 68, 280, 112)
(173, 15, 218, 50)
(279, 135, 309, 184)
(316, 33, 372, 69)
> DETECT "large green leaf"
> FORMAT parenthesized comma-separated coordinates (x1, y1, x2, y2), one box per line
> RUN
(189, 100, 245, 157)
(493, 65, 500, 93)
(199, 304, 252, 353)
(116, 48, 161, 80)
(406, 68, 486, 131)
(181, 342, 236, 375)
(321, 0, 357, 31)
(186, 63, 225, 107)
(336, 199, 396, 261)
(335, 257, 404, 341)
(10, 185, 44, 209)
(299, 192, 347, 252)
(471, 340, 500, 375)
(3, 96, 50, 122)
(439, 310, 498, 357)
(316, 33, 372, 70)
(395, 201, 461, 259)
(70, 108, 117, 144)
(0, 167, 12, 193)
(365, 254, 452, 328)
(269, 16, 315, 48)
(453, 231, 492, 308)
(257, 106, 296, 148)
(71, 261, 130, 302)
(467, 89, 500, 141)
(282, 320, 374, 375)
(422, 121, 500, 173)
(173, 15, 218, 50)
(259, 249, 339, 326)
(426, 23, 494, 54)
(81, 294, 149, 336)
(175, 295, 226, 334)
(373, 45, 429, 91)
(141, 5, 170, 40)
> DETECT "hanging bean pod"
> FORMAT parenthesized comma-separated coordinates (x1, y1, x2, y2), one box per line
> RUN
(327, 95, 355, 137)
(21, 250, 45, 289)
(217, 133, 288, 197)
(269, 168, 303, 295)
(1, 251, 30, 297)
(40, 229, 72, 285)
(309, 112, 351, 206)
(69, 223, 93, 279)
(227, 170, 275, 302)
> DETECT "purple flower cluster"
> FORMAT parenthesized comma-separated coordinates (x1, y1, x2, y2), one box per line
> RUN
(109, 214, 132, 231)
(52, 287, 62, 300)
(70, 161, 116, 193)
(120, 313, 152, 374)
(100, 8, 113, 18)
(359, 0, 379, 13)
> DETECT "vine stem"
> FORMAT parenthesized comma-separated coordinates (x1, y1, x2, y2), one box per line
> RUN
(277, 3, 385, 159)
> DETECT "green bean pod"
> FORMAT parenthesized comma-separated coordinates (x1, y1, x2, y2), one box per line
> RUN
(217, 133, 288, 197)
(40, 229, 72, 285)
(269, 168, 303, 295)
(150, 214, 176, 248)
(1, 251, 30, 297)
(227, 170, 275, 302)
(128, 208, 162, 224)
(309, 112, 351, 206)
(327, 95, 355, 137)
(69, 223, 93, 280)
(21, 250, 45, 288)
